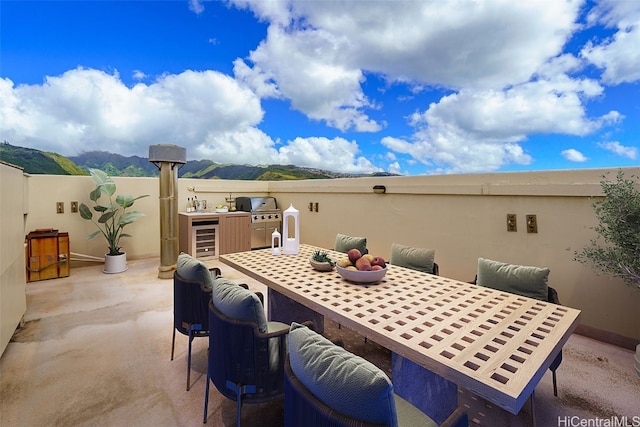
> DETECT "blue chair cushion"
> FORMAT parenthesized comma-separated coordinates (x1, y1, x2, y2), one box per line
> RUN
(288, 322, 397, 426)
(176, 252, 215, 289)
(476, 257, 549, 301)
(389, 243, 435, 274)
(211, 277, 268, 333)
(334, 233, 367, 254)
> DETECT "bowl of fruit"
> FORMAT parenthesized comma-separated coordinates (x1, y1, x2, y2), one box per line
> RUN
(309, 250, 335, 272)
(336, 249, 387, 284)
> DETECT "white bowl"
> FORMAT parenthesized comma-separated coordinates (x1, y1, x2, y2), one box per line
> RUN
(215, 208, 229, 213)
(336, 265, 387, 284)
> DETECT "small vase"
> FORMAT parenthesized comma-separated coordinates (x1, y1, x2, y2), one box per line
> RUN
(104, 252, 128, 274)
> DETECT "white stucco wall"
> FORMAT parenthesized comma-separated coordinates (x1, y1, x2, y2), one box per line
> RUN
(0, 162, 28, 355)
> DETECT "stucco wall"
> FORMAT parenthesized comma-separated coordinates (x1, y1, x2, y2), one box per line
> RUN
(19, 167, 640, 345)
(0, 162, 28, 355)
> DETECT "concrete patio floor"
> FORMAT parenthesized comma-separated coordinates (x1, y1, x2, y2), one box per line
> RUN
(1, 257, 638, 427)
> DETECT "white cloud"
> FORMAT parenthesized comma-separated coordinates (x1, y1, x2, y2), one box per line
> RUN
(581, 0, 640, 84)
(274, 136, 381, 174)
(388, 161, 401, 175)
(1, 67, 264, 157)
(562, 149, 588, 162)
(188, 0, 204, 15)
(230, 0, 582, 135)
(0, 68, 380, 174)
(598, 141, 638, 159)
(229, 0, 622, 173)
(4, 0, 635, 175)
(380, 73, 616, 173)
(235, 24, 381, 132)
(132, 70, 147, 81)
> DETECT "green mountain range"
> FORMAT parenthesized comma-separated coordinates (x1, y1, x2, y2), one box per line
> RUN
(0, 142, 396, 180)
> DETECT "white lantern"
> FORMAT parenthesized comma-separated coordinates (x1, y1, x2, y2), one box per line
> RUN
(282, 204, 299, 255)
(271, 228, 281, 256)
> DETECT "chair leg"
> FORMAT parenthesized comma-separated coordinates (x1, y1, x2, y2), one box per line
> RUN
(235, 386, 242, 427)
(225, 381, 256, 427)
(203, 365, 210, 423)
(187, 327, 193, 391)
(552, 370, 558, 397)
(171, 327, 176, 360)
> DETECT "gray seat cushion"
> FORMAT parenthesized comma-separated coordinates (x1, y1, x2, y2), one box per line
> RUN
(389, 243, 435, 274)
(334, 233, 367, 254)
(176, 252, 215, 289)
(211, 277, 268, 333)
(288, 322, 397, 425)
(476, 257, 549, 301)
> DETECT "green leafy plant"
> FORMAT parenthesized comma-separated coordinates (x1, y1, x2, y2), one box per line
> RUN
(574, 170, 640, 290)
(312, 250, 335, 266)
(79, 169, 149, 256)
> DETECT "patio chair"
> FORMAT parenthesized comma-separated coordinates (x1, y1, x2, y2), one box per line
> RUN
(284, 322, 468, 427)
(389, 243, 439, 275)
(171, 253, 220, 391)
(334, 233, 368, 254)
(473, 257, 563, 397)
(203, 277, 289, 426)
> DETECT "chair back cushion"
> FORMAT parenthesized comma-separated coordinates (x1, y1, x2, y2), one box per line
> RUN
(177, 252, 215, 289)
(288, 323, 397, 426)
(476, 257, 549, 301)
(211, 278, 268, 333)
(389, 243, 435, 274)
(334, 233, 367, 254)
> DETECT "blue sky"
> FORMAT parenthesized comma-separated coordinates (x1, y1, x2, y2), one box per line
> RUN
(1, 0, 639, 175)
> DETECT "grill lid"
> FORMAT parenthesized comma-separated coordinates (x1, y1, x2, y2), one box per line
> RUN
(236, 196, 278, 213)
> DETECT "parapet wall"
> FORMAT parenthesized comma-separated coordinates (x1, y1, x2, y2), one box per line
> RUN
(19, 167, 640, 346)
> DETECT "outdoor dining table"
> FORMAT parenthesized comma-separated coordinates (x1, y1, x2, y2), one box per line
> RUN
(220, 244, 581, 425)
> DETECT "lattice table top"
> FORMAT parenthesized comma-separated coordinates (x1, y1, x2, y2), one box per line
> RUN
(220, 244, 581, 414)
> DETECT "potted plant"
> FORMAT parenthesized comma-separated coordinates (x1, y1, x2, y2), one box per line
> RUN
(309, 249, 335, 271)
(79, 168, 149, 273)
(573, 170, 639, 377)
(573, 170, 640, 290)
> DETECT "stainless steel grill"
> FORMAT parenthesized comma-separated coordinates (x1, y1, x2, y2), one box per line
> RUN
(235, 197, 281, 249)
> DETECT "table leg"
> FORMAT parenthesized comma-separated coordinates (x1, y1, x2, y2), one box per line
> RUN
(392, 353, 458, 425)
(267, 288, 325, 333)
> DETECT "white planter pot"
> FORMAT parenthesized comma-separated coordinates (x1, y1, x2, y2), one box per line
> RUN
(104, 253, 128, 274)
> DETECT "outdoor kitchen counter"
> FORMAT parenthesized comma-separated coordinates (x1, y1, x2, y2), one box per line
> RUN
(220, 244, 581, 425)
(178, 211, 251, 258)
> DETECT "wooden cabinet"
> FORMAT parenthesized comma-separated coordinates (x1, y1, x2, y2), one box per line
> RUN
(219, 214, 252, 254)
(179, 212, 251, 259)
(25, 229, 70, 282)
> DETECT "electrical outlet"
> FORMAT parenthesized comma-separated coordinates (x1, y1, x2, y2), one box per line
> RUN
(70, 201, 78, 213)
(56, 202, 64, 214)
(526, 214, 538, 233)
(506, 214, 517, 232)
(314, 202, 319, 212)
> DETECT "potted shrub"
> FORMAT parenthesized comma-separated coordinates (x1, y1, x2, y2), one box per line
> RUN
(573, 170, 640, 290)
(573, 170, 639, 377)
(79, 169, 149, 273)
